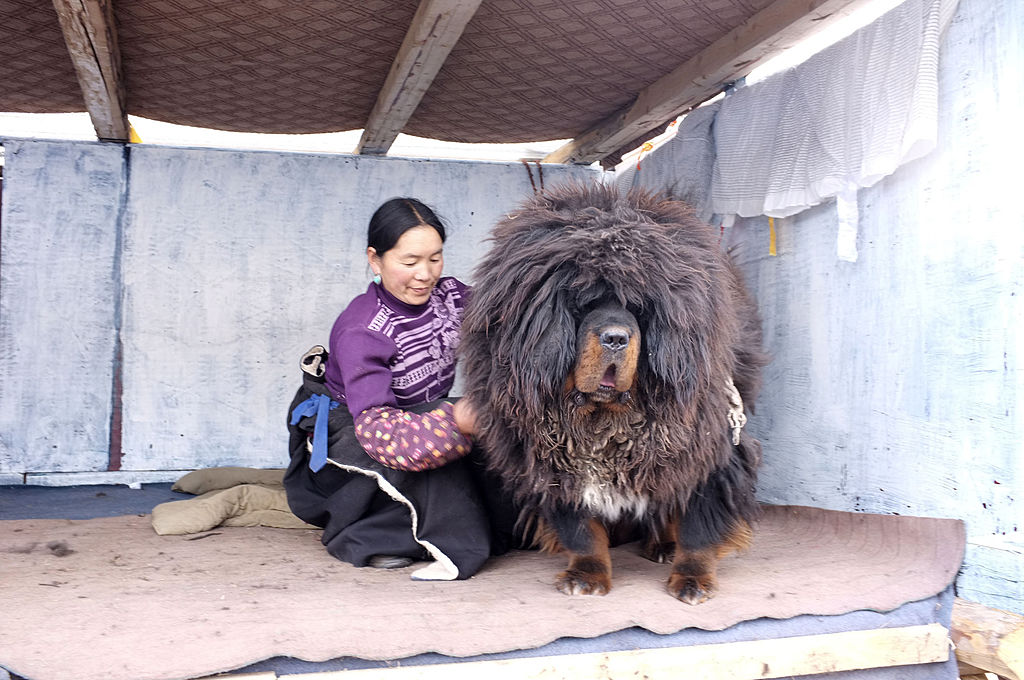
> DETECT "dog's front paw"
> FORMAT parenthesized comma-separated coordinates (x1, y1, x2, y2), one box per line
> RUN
(556, 568, 611, 595)
(557, 557, 610, 593)
(667, 571, 717, 605)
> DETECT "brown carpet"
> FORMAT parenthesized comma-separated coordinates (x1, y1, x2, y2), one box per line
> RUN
(0, 505, 964, 680)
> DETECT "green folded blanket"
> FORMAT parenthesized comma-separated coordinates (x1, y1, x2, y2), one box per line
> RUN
(171, 466, 287, 494)
(152, 467, 317, 535)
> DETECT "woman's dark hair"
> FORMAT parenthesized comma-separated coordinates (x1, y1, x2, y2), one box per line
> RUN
(367, 198, 447, 254)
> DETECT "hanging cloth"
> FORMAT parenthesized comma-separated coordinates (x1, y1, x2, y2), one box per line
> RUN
(710, 0, 959, 222)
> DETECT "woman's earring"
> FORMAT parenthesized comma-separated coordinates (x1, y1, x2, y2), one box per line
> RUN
(372, 273, 382, 285)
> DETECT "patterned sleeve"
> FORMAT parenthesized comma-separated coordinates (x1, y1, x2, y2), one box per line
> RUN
(353, 401, 473, 471)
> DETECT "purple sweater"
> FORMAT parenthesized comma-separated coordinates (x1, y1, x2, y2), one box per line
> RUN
(324, 277, 469, 419)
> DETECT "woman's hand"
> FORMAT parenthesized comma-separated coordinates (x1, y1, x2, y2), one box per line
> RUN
(452, 398, 479, 438)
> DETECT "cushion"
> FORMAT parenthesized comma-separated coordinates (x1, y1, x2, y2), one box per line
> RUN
(171, 467, 285, 495)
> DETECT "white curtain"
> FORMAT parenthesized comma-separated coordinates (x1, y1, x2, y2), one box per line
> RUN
(615, 0, 959, 260)
(710, 0, 959, 219)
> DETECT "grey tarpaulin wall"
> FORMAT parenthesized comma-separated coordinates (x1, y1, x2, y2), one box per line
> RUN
(613, 0, 1023, 614)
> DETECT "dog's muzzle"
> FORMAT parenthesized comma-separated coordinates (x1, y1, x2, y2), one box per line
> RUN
(573, 304, 640, 402)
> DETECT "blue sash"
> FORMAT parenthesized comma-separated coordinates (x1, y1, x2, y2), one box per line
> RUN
(290, 394, 339, 472)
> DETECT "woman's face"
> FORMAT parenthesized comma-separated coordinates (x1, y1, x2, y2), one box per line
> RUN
(368, 225, 444, 306)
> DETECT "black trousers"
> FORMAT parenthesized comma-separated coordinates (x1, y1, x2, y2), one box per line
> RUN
(283, 372, 522, 580)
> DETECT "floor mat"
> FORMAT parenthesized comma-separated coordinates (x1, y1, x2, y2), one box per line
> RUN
(0, 482, 185, 519)
(0, 504, 964, 680)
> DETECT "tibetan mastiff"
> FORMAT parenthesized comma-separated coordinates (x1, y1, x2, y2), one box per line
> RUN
(460, 183, 768, 603)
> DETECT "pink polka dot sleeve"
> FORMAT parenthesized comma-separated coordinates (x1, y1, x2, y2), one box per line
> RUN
(353, 402, 473, 471)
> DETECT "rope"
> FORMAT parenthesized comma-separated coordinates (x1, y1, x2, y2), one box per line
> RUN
(725, 378, 747, 445)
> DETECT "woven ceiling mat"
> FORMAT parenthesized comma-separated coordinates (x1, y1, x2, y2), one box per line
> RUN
(405, 0, 776, 144)
(114, 0, 416, 134)
(0, 505, 963, 680)
(0, 0, 775, 144)
(0, 0, 84, 113)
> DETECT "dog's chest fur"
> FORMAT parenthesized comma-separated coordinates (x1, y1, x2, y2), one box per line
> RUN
(541, 406, 656, 521)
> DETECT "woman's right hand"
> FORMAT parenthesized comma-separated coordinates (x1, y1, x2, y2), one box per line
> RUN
(452, 398, 479, 438)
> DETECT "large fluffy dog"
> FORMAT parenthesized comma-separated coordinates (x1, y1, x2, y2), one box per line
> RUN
(460, 183, 768, 604)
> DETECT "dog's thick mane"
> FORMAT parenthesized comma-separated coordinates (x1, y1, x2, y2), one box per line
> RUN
(460, 183, 766, 520)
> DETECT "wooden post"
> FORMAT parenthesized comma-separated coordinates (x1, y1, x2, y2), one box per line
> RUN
(952, 598, 1024, 680)
(543, 0, 878, 164)
(356, 0, 482, 156)
(52, 0, 129, 142)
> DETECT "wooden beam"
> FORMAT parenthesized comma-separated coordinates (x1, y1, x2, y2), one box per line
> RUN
(956, 666, 992, 680)
(952, 597, 1024, 680)
(52, 0, 129, 142)
(284, 624, 951, 680)
(544, 0, 880, 164)
(356, 0, 482, 155)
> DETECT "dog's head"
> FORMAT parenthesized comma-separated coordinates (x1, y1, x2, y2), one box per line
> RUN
(460, 182, 740, 428)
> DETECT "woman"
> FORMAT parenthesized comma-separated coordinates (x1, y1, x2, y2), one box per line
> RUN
(284, 198, 506, 581)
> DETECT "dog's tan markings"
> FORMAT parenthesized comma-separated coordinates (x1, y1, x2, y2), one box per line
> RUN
(616, 333, 640, 392)
(530, 515, 564, 554)
(669, 521, 752, 605)
(573, 333, 608, 393)
(555, 519, 612, 596)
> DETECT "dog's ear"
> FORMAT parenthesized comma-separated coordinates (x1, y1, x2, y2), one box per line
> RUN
(460, 249, 577, 424)
(641, 305, 702, 406)
(640, 275, 734, 409)
(492, 269, 576, 419)
(517, 276, 576, 406)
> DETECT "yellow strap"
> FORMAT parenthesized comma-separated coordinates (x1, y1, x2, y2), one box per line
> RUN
(769, 217, 777, 256)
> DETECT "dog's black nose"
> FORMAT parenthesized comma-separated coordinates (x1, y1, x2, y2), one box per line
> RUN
(600, 328, 630, 350)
